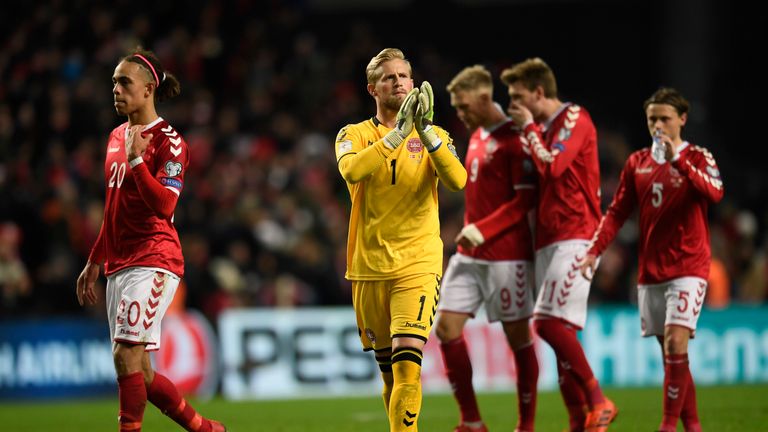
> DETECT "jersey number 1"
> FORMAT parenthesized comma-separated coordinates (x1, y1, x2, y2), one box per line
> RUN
(390, 160, 397, 185)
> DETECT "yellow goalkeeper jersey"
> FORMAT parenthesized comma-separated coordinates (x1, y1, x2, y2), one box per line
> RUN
(336, 117, 467, 280)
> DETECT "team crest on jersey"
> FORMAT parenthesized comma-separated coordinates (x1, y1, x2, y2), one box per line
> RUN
(558, 127, 572, 142)
(337, 140, 353, 154)
(669, 166, 684, 187)
(407, 138, 423, 153)
(164, 161, 183, 177)
(485, 138, 498, 155)
(364, 328, 376, 344)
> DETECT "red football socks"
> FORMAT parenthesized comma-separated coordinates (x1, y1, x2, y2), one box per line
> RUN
(557, 361, 587, 431)
(661, 353, 690, 429)
(148, 373, 212, 432)
(118, 372, 147, 432)
(681, 368, 701, 430)
(513, 343, 539, 430)
(440, 336, 482, 423)
(534, 319, 605, 407)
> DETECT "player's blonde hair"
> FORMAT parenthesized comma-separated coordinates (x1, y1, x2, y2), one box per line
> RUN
(446, 65, 493, 95)
(365, 48, 412, 85)
(500, 57, 558, 98)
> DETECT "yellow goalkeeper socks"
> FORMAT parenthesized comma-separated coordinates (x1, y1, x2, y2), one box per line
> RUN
(376, 352, 394, 414)
(389, 347, 423, 431)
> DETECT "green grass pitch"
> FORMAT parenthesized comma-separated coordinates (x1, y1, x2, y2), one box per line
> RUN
(1, 385, 766, 431)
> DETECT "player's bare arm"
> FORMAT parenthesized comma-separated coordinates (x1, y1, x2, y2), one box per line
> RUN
(76, 261, 100, 306)
(579, 253, 598, 281)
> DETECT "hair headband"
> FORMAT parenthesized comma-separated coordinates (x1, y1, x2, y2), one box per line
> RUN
(133, 54, 159, 85)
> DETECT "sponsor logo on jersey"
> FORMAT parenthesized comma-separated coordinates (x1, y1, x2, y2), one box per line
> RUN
(404, 321, 426, 331)
(636, 167, 653, 174)
(407, 138, 423, 153)
(164, 161, 183, 177)
(364, 328, 376, 344)
(161, 177, 183, 189)
(337, 140, 353, 154)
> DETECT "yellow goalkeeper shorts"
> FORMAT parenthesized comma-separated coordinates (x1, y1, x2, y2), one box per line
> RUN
(352, 273, 441, 351)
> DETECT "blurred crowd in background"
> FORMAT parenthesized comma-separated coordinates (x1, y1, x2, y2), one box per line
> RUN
(1, 1, 766, 327)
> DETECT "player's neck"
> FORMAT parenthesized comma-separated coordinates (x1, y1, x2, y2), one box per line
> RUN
(375, 106, 398, 129)
(537, 98, 562, 123)
(483, 104, 507, 129)
(127, 107, 159, 127)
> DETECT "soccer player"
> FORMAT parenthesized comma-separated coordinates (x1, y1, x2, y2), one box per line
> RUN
(75, 48, 225, 432)
(335, 48, 467, 432)
(580, 88, 723, 432)
(435, 65, 538, 432)
(503, 58, 616, 432)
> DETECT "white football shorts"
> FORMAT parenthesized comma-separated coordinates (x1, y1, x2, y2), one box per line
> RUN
(638, 277, 707, 337)
(106, 267, 179, 351)
(438, 253, 534, 322)
(533, 240, 595, 329)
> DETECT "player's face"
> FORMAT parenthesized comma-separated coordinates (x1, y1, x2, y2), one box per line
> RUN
(646, 103, 687, 141)
(371, 59, 414, 112)
(451, 89, 484, 131)
(508, 82, 540, 116)
(112, 60, 152, 116)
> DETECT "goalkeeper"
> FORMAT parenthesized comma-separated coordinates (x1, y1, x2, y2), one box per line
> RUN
(335, 47, 467, 432)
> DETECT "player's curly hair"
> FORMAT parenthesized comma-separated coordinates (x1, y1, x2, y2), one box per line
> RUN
(643, 87, 690, 116)
(123, 47, 181, 103)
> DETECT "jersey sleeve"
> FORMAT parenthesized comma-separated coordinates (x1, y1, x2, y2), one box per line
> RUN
(428, 127, 466, 192)
(522, 105, 593, 179)
(588, 155, 638, 256)
(131, 133, 187, 219)
(672, 146, 724, 204)
(336, 124, 394, 183)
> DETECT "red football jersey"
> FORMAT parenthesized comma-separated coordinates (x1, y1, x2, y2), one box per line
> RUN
(458, 119, 536, 261)
(588, 142, 724, 284)
(90, 117, 188, 277)
(522, 103, 602, 250)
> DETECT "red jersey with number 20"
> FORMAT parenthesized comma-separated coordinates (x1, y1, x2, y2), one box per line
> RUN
(91, 117, 188, 277)
(458, 120, 536, 261)
(588, 142, 724, 284)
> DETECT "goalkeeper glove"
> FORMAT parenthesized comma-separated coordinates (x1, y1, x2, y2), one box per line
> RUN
(415, 81, 442, 152)
(382, 88, 420, 150)
(419, 81, 434, 123)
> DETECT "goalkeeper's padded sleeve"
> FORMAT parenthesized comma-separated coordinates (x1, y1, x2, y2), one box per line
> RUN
(338, 140, 394, 184)
(429, 141, 467, 192)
